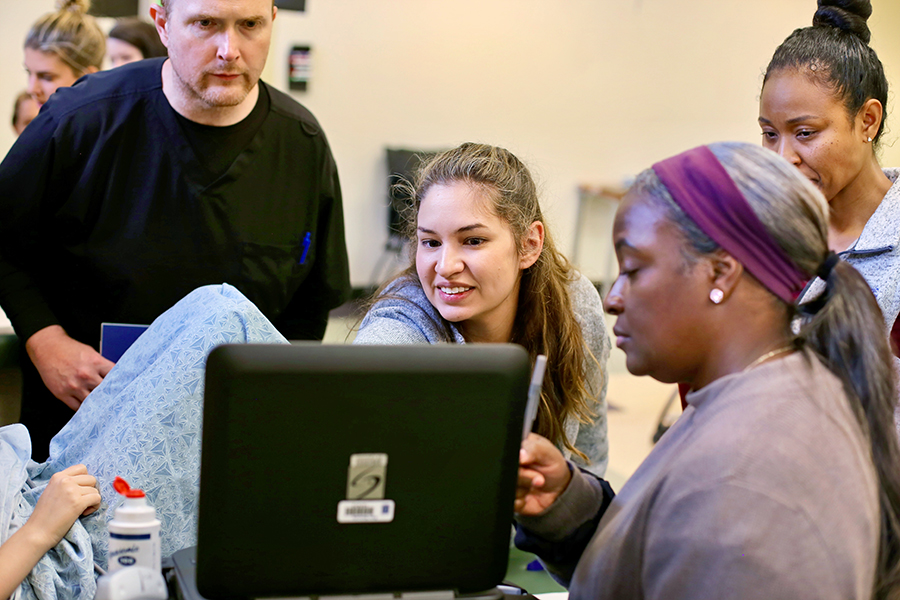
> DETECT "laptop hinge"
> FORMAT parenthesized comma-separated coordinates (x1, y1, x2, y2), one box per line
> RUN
(265, 593, 457, 600)
(400, 592, 456, 600)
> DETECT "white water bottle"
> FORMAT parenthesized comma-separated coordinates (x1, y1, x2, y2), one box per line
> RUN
(107, 477, 161, 573)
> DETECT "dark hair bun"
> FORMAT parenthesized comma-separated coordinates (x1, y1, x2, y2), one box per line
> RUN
(813, 0, 873, 43)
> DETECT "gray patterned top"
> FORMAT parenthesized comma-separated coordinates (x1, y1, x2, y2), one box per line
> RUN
(801, 168, 900, 433)
(802, 168, 900, 328)
(356, 272, 610, 476)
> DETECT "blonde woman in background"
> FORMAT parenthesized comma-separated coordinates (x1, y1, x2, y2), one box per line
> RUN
(24, 0, 105, 107)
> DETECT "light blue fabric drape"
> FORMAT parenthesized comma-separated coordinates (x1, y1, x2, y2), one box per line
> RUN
(2, 284, 288, 600)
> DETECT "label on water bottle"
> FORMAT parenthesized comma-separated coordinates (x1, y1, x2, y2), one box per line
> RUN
(109, 531, 160, 572)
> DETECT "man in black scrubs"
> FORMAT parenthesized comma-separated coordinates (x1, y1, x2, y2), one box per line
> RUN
(0, 0, 351, 460)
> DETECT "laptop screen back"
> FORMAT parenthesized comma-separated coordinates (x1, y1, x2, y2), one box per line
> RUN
(196, 343, 530, 599)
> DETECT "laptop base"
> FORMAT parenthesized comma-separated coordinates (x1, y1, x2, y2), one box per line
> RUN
(171, 548, 521, 600)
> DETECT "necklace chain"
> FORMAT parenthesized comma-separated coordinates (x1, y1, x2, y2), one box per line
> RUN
(744, 345, 795, 372)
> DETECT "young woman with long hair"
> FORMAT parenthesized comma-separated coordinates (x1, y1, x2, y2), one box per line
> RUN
(356, 142, 610, 475)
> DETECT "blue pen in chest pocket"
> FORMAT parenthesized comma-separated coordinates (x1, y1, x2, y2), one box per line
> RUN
(299, 231, 312, 264)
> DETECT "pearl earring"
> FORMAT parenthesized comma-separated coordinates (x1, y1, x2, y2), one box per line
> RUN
(709, 289, 724, 304)
(867, 137, 873, 143)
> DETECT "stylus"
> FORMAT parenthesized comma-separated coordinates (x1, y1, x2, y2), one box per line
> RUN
(522, 354, 547, 440)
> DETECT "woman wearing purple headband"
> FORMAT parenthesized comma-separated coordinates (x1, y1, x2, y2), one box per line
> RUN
(513, 142, 900, 599)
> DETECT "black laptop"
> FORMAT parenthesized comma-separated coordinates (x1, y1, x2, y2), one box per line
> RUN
(172, 343, 531, 600)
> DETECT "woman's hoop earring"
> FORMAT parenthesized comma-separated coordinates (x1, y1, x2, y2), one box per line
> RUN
(709, 288, 724, 304)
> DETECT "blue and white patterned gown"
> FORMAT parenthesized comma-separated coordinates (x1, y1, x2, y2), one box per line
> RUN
(1, 284, 288, 600)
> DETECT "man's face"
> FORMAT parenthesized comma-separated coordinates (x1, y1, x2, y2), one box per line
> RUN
(156, 0, 275, 110)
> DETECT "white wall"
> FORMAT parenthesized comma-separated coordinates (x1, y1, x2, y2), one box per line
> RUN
(870, 0, 900, 163)
(2, 0, 899, 288)
(266, 0, 900, 286)
(3, 2, 54, 147)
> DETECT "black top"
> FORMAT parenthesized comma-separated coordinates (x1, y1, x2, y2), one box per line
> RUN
(174, 84, 271, 181)
(0, 57, 350, 345)
(0, 58, 351, 457)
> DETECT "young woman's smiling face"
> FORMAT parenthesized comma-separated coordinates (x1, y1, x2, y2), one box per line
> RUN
(415, 180, 540, 343)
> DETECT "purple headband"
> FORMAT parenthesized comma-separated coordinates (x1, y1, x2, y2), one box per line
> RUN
(651, 146, 808, 303)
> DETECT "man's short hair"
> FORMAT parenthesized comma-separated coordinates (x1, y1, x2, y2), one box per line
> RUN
(159, 0, 275, 8)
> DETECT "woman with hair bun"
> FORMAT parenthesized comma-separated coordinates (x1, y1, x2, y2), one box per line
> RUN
(515, 142, 900, 600)
(106, 17, 167, 68)
(356, 142, 610, 476)
(758, 0, 900, 425)
(24, 0, 105, 106)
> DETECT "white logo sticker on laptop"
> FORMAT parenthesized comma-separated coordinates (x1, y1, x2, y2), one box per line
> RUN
(337, 499, 395, 523)
(347, 453, 388, 500)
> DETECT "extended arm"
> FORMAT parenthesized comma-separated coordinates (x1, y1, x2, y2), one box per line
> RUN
(0, 109, 113, 408)
(0, 464, 100, 600)
(513, 434, 615, 586)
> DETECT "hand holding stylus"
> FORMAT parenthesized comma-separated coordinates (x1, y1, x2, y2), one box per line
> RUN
(515, 433, 571, 516)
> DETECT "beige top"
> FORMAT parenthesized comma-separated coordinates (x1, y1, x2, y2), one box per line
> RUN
(520, 350, 880, 600)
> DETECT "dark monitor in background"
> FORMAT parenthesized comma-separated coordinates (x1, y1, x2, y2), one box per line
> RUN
(191, 343, 531, 599)
(385, 148, 443, 249)
(368, 148, 442, 288)
(275, 0, 306, 9)
(89, 0, 304, 17)
(89, 0, 138, 17)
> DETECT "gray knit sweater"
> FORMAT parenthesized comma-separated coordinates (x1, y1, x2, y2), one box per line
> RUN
(355, 272, 610, 476)
(802, 168, 900, 432)
(802, 168, 900, 330)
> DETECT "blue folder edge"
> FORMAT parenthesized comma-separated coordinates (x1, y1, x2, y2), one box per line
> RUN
(100, 323, 150, 362)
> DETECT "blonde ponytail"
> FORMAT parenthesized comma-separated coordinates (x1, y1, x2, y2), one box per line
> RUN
(26, 0, 105, 75)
